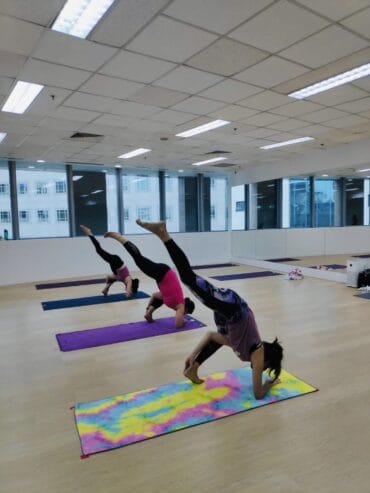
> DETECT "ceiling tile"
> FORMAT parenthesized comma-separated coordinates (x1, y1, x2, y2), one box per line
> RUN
(154, 66, 223, 94)
(271, 100, 324, 116)
(0, 0, 66, 26)
(245, 127, 281, 138)
(165, 0, 273, 34)
(20, 59, 92, 90)
(335, 97, 370, 113)
(63, 92, 117, 113)
(186, 38, 268, 76)
(340, 7, 370, 39)
(241, 112, 285, 126)
(324, 114, 369, 128)
(91, 0, 169, 47)
(99, 50, 175, 83)
(126, 16, 217, 63)
(36, 117, 83, 131)
(50, 106, 101, 123)
(267, 118, 311, 131)
(229, 0, 329, 52)
(80, 74, 144, 100)
(0, 76, 14, 96)
(129, 86, 189, 108)
(208, 105, 259, 121)
(301, 108, 350, 123)
(308, 85, 368, 105)
(280, 26, 369, 68)
(111, 100, 161, 118)
(149, 109, 198, 125)
(0, 14, 43, 56)
(171, 96, 227, 115)
(93, 114, 142, 128)
(199, 79, 263, 103)
(289, 123, 330, 136)
(234, 56, 309, 88)
(26, 87, 71, 116)
(352, 78, 370, 92)
(295, 0, 370, 21)
(0, 51, 27, 78)
(238, 90, 291, 110)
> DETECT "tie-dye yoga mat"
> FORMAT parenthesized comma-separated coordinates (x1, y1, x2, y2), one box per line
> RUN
(74, 368, 317, 456)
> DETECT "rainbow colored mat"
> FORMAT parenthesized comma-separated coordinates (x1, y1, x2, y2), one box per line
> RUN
(74, 367, 317, 456)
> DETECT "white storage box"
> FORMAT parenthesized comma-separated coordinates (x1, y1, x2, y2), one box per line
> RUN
(346, 258, 369, 287)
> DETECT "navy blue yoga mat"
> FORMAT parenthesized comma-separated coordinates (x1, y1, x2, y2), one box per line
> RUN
(354, 292, 370, 300)
(309, 264, 346, 270)
(353, 254, 370, 258)
(265, 257, 300, 262)
(191, 263, 237, 269)
(36, 278, 105, 289)
(56, 315, 206, 351)
(211, 271, 280, 281)
(42, 291, 149, 311)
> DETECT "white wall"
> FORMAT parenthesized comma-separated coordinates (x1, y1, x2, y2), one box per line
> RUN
(231, 226, 370, 259)
(0, 232, 231, 286)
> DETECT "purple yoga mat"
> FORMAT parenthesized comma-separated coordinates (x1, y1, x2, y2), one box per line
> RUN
(56, 315, 206, 351)
(211, 271, 280, 281)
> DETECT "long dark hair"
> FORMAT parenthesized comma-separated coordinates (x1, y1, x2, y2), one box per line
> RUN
(263, 338, 283, 380)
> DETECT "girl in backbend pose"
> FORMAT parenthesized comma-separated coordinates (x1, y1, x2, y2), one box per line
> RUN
(104, 231, 195, 328)
(136, 219, 284, 400)
(80, 225, 139, 297)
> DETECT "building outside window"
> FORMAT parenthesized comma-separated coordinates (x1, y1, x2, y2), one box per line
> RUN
(0, 161, 12, 238)
(19, 210, 30, 222)
(18, 183, 28, 194)
(288, 177, 311, 228)
(123, 208, 129, 221)
(0, 183, 9, 194)
(314, 178, 341, 227)
(55, 181, 66, 193)
(257, 180, 278, 229)
(208, 176, 227, 231)
(165, 172, 198, 233)
(231, 185, 245, 230)
(36, 182, 48, 194)
(56, 209, 68, 222)
(37, 210, 49, 222)
(344, 178, 364, 226)
(0, 210, 11, 223)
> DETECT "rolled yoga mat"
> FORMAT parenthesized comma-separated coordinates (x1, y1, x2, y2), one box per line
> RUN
(211, 271, 280, 281)
(36, 278, 105, 289)
(56, 315, 206, 351)
(74, 367, 317, 456)
(42, 291, 149, 311)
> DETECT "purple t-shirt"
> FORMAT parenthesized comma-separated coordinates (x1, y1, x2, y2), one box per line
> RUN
(116, 264, 130, 282)
(227, 309, 261, 362)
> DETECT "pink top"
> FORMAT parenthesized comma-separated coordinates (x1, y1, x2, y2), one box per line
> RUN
(158, 269, 185, 309)
(116, 265, 130, 282)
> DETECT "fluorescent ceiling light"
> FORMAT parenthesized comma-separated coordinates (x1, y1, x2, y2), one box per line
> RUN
(357, 168, 370, 173)
(37, 160, 45, 163)
(0, 132, 7, 143)
(115, 164, 122, 168)
(289, 63, 370, 99)
(2, 81, 44, 114)
(52, 0, 116, 39)
(260, 137, 314, 150)
(91, 189, 104, 194)
(192, 157, 227, 166)
(118, 148, 151, 159)
(72, 175, 83, 181)
(176, 119, 230, 138)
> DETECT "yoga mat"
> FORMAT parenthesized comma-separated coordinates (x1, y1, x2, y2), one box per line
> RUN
(42, 291, 149, 311)
(74, 367, 317, 456)
(56, 315, 206, 351)
(265, 257, 300, 262)
(353, 254, 370, 258)
(191, 263, 237, 269)
(36, 278, 105, 289)
(354, 292, 370, 300)
(309, 264, 346, 270)
(211, 271, 280, 281)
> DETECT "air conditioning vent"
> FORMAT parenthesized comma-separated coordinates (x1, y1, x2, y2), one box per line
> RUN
(67, 132, 104, 143)
(212, 162, 238, 168)
(205, 150, 231, 155)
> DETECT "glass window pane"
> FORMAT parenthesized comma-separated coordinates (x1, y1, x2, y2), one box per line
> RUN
(165, 172, 198, 233)
(122, 170, 160, 234)
(344, 178, 364, 225)
(73, 165, 118, 235)
(0, 160, 12, 239)
(231, 185, 245, 230)
(16, 162, 69, 238)
(204, 176, 227, 231)
(257, 180, 277, 229)
(289, 177, 311, 228)
(314, 178, 341, 227)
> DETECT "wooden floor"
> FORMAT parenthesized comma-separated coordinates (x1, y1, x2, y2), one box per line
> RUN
(1, 256, 370, 493)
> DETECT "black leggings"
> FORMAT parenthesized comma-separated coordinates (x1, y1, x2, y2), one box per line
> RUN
(163, 239, 240, 365)
(123, 241, 169, 283)
(88, 235, 123, 275)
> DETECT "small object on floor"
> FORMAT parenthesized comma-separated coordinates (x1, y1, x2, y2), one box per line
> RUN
(358, 285, 370, 293)
(73, 367, 317, 456)
(284, 268, 303, 280)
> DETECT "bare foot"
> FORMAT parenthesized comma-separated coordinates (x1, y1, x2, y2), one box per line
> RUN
(183, 363, 204, 385)
(104, 231, 121, 240)
(125, 290, 132, 298)
(80, 224, 92, 235)
(144, 312, 154, 323)
(136, 219, 169, 240)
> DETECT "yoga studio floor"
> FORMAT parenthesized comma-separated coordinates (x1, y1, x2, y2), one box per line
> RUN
(1, 257, 370, 493)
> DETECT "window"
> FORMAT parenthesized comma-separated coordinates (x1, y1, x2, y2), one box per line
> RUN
(314, 178, 341, 227)
(19, 210, 30, 222)
(344, 178, 364, 226)
(137, 207, 151, 221)
(122, 171, 159, 234)
(18, 183, 28, 194)
(257, 180, 278, 229)
(231, 185, 245, 230)
(165, 173, 198, 233)
(36, 182, 48, 194)
(0, 183, 9, 194)
(210, 205, 215, 219)
(37, 210, 49, 222)
(56, 209, 68, 222)
(16, 163, 69, 238)
(0, 211, 11, 222)
(209, 176, 227, 231)
(55, 181, 66, 193)
(123, 208, 129, 221)
(289, 177, 311, 228)
(166, 206, 172, 221)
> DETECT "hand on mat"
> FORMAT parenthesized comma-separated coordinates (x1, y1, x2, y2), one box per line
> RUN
(125, 290, 133, 298)
(270, 378, 281, 386)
